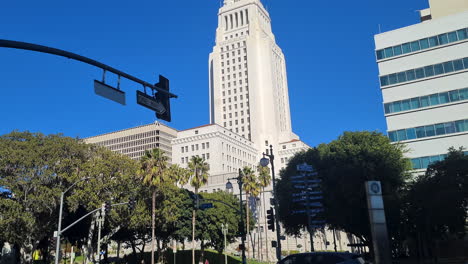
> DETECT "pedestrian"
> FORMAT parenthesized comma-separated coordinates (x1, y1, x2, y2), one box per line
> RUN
(32, 249, 41, 263)
(204, 259, 209, 264)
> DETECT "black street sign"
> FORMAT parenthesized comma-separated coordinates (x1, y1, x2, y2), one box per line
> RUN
(136, 90, 166, 114)
(94, 80, 126, 105)
(300, 202, 323, 207)
(292, 208, 324, 214)
(199, 203, 214, 210)
(310, 220, 326, 224)
(291, 179, 322, 184)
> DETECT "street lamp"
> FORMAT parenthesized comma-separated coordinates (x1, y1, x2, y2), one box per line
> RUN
(55, 177, 90, 264)
(260, 145, 282, 262)
(226, 169, 247, 264)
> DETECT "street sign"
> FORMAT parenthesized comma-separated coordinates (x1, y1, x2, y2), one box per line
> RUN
(199, 203, 214, 210)
(291, 179, 322, 184)
(94, 80, 126, 105)
(301, 202, 323, 207)
(297, 163, 314, 172)
(292, 192, 322, 201)
(136, 90, 166, 114)
(310, 220, 326, 224)
(293, 208, 324, 214)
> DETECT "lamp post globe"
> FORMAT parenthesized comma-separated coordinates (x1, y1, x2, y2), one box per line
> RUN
(226, 180, 233, 191)
(260, 157, 270, 167)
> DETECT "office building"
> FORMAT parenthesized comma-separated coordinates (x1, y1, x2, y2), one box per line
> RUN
(375, 0, 468, 171)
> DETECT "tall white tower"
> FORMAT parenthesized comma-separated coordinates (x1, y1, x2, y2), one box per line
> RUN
(209, 0, 298, 151)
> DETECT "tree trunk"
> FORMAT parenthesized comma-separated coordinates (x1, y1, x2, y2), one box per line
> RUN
(84, 213, 97, 264)
(117, 241, 121, 259)
(192, 188, 198, 264)
(130, 240, 137, 263)
(199, 240, 205, 264)
(246, 193, 250, 259)
(152, 189, 156, 264)
(192, 209, 196, 264)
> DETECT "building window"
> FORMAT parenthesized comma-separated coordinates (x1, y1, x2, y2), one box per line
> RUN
(181, 147, 185, 153)
(181, 157, 184, 163)
(207, 153, 210, 159)
(206, 142, 210, 148)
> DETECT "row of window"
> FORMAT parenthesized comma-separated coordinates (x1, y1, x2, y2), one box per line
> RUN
(389, 119, 468, 142)
(180, 153, 210, 164)
(95, 130, 161, 147)
(221, 142, 255, 161)
(180, 142, 210, 153)
(411, 151, 468, 169)
(384, 87, 468, 114)
(381, 57, 468, 87)
(223, 104, 250, 112)
(222, 87, 248, 96)
(224, 9, 249, 31)
(223, 112, 249, 119)
(376, 27, 468, 60)
(224, 31, 249, 40)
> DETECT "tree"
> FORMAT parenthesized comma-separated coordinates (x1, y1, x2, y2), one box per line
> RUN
(404, 147, 467, 258)
(188, 156, 209, 264)
(257, 164, 271, 261)
(277, 131, 411, 253)
(138, 148, 172, 264)
(242, 166, 260, 259)
(0, 131, 139, 263)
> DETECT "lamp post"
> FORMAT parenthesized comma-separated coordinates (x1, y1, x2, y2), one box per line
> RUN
(55, 177, 89, 264)
(226, 169, 247, 264)
(221, 223, 229, 264)
(260, 145, 282, 262)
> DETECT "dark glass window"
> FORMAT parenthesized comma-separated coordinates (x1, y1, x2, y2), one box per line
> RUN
(425, 125, 436, 137)
(439, 92, 449, 104)
(416, 127, 426, 138)
(443, 61, 454, 73)
(448, 31, 458, 42)
(430, 156, 441, 164)
(438, 34, 449, 45)
(435, 123, 445, 135)
(402, 43, 411, 53)
(384, 103, 391, 114)
(406, 128, 416, 140)
(415, 68, 425, 79)
(459, 88, 468, 100)
(433, 63, 444, 75)
(393, 45, 402, 56)
(419, 38, 430, 49)
(380, 76, 389, 86)
(397, 130, 407, 141)
(430, 94, 439, 105)
(449, 90, 460, 102)
(410, 41, 421, 51)
(397, 72, 407, 82)
(453, 59, 464, 71)
(424, 65, 435, 77)
(393, 102, 402, 112)
(428, 36, 439, 47)
(457, 29, 468, 40)
(420, 96, 430, 107)
(445, 122, 456, 134)
(388, 74, 397, 85)
(384, 47, 394, 58)
(410, 98, 420, 109)
(401, 100, 411, 111)
(455, 120, 465, 132)
(463, 58, 468, 69)
(412, 159, 421, 169)
(388, 131, 398, 142)
(421, 157, 431, 168)
(406, 69, 416, 81)
(376, 50, 384, 60)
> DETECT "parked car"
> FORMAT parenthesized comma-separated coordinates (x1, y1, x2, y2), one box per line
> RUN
(278, 252, 365, 264)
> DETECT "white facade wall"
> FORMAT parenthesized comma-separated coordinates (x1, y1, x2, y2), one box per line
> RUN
(375, 9, 468, 170)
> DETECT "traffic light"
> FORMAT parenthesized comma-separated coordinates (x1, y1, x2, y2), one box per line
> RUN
(267, 207, 275, 231)
(105, 201, 111, 215)
(128, 197, 136, 211)
(154, 75, 171, 122)
(271, 240, 277, 248)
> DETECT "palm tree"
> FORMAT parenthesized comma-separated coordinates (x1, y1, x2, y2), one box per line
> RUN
(257, 164, 271, 261)
(242, 166, 260, 259)
(138, 148, 169, 264)
(188, 156, 209, 264)
(168, 164, 191, 188)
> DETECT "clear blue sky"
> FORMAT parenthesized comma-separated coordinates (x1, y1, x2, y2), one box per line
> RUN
(0, 0, 428, 147)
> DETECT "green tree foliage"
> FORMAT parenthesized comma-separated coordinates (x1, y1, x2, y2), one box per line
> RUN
(277, 131, 411, 250)
(403, 147, 467, 257)
(0, 131, 139, 262)
(241, 166, 259, 258)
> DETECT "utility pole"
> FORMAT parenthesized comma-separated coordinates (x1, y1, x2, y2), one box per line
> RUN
(221, 223, 229, 264)
(97, 210, 105, 263)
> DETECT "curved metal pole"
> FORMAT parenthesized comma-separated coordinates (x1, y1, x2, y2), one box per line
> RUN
(0, 39, 177, 98)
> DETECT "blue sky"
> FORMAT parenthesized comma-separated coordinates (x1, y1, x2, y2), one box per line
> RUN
(0, 0, 428, 147)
